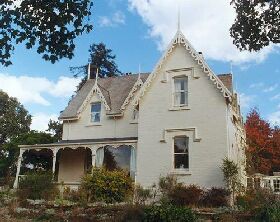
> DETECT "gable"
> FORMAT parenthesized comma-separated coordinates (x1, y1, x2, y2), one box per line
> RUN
(59, 74, 149, 120)
(133, 30, 232, 107)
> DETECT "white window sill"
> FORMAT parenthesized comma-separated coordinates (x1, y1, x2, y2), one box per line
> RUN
(85, 123, 102, 127)
(170, 170, 192, 175)
(169, 106, 190, 111)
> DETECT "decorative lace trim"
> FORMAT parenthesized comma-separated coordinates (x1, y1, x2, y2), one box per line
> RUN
(77, 84, 111, 116)
(120, 77, 143, 111)
(134, 31, 232, 106)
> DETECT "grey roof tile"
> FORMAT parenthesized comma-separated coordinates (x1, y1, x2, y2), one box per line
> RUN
(59, 72, 232, 119)
(59, 73, 149, 119)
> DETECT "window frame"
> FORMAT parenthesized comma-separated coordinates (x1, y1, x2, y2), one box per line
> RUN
(173, 136, 189, 171)
(90, 102, 102, 124)
(173, 76, 189, 107)
(130, 105, 139, 124)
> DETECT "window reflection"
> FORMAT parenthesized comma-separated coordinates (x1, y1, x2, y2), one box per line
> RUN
(96, 145, 136, 178)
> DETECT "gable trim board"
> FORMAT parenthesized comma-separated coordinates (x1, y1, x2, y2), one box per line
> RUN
(77, 83, 111, 116)
(120, 76, 143, 111)
(59, 74, 150, 120)
(133, 30, 232, 107)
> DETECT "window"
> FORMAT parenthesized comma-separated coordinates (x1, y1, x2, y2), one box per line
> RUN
(96, 145, 136, 179)
(174, 77, 188, 106)
(132, 105, 139, 121)
(174, 136, 189, 169)
(273, 179, 280, 192)
(91, 102, 101, 123)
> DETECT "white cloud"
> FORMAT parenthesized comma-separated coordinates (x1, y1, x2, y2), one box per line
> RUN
(99, 11, 125, 27)
(0, 73, 80, 106)
(249, 82, 264, 89)
(270, 94, 280, 101)
(239, 93, 255, 109)
(128, 0, 278, 63)
(50, 76, 81, 98)
(268, 111, 280, 126)
(31, 113, 58, 132)
(263, 84, 278, 93)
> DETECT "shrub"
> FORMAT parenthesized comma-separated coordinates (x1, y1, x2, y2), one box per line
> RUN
(236, 188, 278, 211)
(62, 186, 87, 205)
(81, 167, 133, 204)
(144, 204, 196, 222)
(17, 171, 58, 200)
(256, 201, 280, 222)
(134, 184, 152, 205)
(118, 205, 146, 221)
(158, 175, 178, 194)
(168, 184, 203, 207)
(221, 158, 243, 201)
(200, 187, 230, 207)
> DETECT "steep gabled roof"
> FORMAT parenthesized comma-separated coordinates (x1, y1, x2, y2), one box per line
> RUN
(59, 73, 149, 120)
(133, 30, 233, 107)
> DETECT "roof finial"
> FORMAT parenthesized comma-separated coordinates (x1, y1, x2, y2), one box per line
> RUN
(177, 5, 181, 31)
(230, 61, 233, 74)
(87, 63, 91, 80)
(138, 63, 141, 80)
(94, 67, 99, 86)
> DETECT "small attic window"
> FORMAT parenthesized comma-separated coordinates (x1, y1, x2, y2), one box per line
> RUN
(173, 76, 188, 106)
(132, 105, 139, 120)
(91, 102, 101, 123)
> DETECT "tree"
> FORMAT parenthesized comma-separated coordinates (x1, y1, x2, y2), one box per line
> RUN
(0, 131, 56, 179)
(70, 42, 122, 90)
(245, 108, 273, 175)
(47, 119, 63, 142)
(230, 0, 280, 51)
(0, 90, 31, 145)
(271, 126, 280, 173)
(221, 158, 242, 202)
(0, 0, 93, 66)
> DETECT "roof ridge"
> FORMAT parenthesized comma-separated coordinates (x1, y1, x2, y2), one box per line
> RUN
(88, 73, 150, 81)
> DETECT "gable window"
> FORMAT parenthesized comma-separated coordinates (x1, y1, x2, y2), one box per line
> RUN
(132, 105, 139, 121)
(91, 102, 101, 123)
(174, 77, 188, 106)
(174, 136, 189, 169)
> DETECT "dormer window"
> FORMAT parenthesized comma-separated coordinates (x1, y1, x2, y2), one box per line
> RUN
(91, 102, 101, 123)
(174, 77, 188, 106)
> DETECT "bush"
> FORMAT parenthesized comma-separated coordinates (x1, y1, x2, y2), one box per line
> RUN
(200, 187, 230, 207)
(168, 184, 203, 207)
(62, 186, 87, 205)
(236, 188, 278, 211)
(17, 171, 58, 200)
(118, 205, 146, 221)
(134, 184, 152, 205)
(81, 167, 133, 204)
(144, 204, 196, 222)
(256, 201, 280, 222)
(158, 175, 178, 194)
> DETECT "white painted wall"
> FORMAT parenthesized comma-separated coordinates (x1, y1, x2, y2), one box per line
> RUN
(62, 93, 138, 140)
(136, 45, 229, 188)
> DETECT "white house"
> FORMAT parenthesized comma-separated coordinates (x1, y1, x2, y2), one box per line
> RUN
(14, 26, 247, 189)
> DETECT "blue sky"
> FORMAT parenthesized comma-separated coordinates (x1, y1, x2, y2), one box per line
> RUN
(0, 0, 279, 131)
